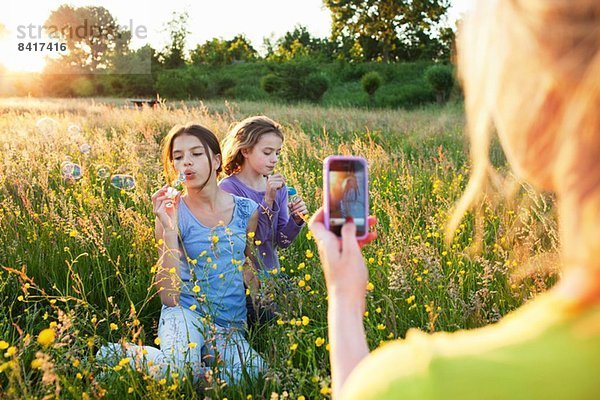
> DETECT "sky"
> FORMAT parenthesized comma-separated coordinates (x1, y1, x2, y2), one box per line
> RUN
(0, 0, 474, 73)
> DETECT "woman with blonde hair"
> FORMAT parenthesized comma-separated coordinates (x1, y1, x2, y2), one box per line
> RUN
(309, 0, 600, 398)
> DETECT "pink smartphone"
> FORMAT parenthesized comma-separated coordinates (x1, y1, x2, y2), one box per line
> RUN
(323, 155, 369, 239)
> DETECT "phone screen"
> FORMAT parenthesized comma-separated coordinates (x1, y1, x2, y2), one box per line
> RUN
(328, 159, 367, 236)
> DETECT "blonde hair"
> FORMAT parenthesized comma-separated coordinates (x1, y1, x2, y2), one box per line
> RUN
(221, 116, 284, 175)
(450, 0, 600, 272)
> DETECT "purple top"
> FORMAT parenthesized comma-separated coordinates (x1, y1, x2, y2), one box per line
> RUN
(219, 174, 304, 272)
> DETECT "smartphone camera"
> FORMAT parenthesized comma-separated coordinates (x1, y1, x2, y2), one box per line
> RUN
(323, 156, 369, 239)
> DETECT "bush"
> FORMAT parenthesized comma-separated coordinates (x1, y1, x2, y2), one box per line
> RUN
(304, 73, 329, 102)
(424, 64, 454, 103)
(262, 59, 329, 102)
(71, 77, 94, 97)
(212, 77, 236, 96)
(260, 73, 281, 94)
(361, 71, 382, 97)
(155, 69, 209, 99)
(376, 84, 435, 109)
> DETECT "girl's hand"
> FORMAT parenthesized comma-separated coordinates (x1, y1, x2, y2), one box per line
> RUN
(152, 184, 181, 233)
(308, 207, 377, 301)
(289, 196, 309, 224)
(265, 173, 286, 203)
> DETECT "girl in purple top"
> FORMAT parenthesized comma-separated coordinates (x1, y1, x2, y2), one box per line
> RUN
(219, 116, 308, 273)
(220, 116, 308, 326)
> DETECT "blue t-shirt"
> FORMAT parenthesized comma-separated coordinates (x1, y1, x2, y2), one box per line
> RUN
(176, 194, 258, 329)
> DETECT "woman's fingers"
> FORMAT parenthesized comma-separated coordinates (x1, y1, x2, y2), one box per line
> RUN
(309, 207, 342, 255)
(358, 231, 378, 248)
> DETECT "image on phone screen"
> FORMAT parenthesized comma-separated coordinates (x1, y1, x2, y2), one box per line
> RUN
(328, 161, 366, 236)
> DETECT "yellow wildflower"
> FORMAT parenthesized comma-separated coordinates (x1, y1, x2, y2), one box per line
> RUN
(301, 316, 310, 326)
(192, 285, 200, 293)
(118, 357, 131, 367)
(290, 343, 298, 351)
(154, 337, 161, 346)
(315, 337, 325, 347)
(109, 323, 118, 331)
(366, 282, 375, 291)
(37, 328, 55, 346)
(305, 249, 313, 258)
(247, 232, 255, 239)
(0, 341, 8, 350)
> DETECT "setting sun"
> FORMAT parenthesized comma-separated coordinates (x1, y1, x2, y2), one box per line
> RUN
(0, 38, 50, 73)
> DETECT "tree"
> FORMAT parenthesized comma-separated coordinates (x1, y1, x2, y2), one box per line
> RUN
(424, 64, 454, 103)
(324, 0, 451, 62)
(267, 25, 334, 61)
(161, 12, 189, 68)
(190, 35, 257, 65)
(44, 5, 130, 72)
(361, 71, 382, 98)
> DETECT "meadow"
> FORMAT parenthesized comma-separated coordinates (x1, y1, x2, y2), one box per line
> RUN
(0, 98, 559, 399)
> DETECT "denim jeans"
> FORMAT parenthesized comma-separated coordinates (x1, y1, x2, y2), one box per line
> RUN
(96, 305, 266, 385)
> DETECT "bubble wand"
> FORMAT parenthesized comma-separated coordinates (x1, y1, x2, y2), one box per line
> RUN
(166, 172, 186, 208)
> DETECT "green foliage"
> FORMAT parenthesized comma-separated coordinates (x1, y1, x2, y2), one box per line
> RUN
(262, 59, 329, 102)
(161, 11, 189, 68)
(266, 25, 334, 62)
(376, 83, 435, 108)
(424, 64, 455, 103)
(260, 73, 281, 94)
(361, 71, 382, 97)
(304, 73, 330, 102)
(324, 0, 452, 62)
(155, 68, 208, 99)
(190, 35, 257, 66)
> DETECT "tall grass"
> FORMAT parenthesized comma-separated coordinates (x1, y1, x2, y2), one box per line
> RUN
(0, 98, 558, 399)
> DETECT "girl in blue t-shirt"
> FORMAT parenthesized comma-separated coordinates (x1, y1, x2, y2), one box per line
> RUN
(97, 123, 266, 385)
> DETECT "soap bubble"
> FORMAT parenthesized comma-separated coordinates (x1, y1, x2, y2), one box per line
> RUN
(62, 162, 83, 180)
(96, 166, 110, 179)
(110, 174, 136, 191)
(172, 172, 186, 188)
(36, 117, 58, 135)
(68, 124, 81, 136)
(79, 143, 91, 154)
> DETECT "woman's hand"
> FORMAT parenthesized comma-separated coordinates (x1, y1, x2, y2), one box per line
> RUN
(152, 184, 181, 234)
(289, 196, 309, 224)
(308, 207, 377, 300)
